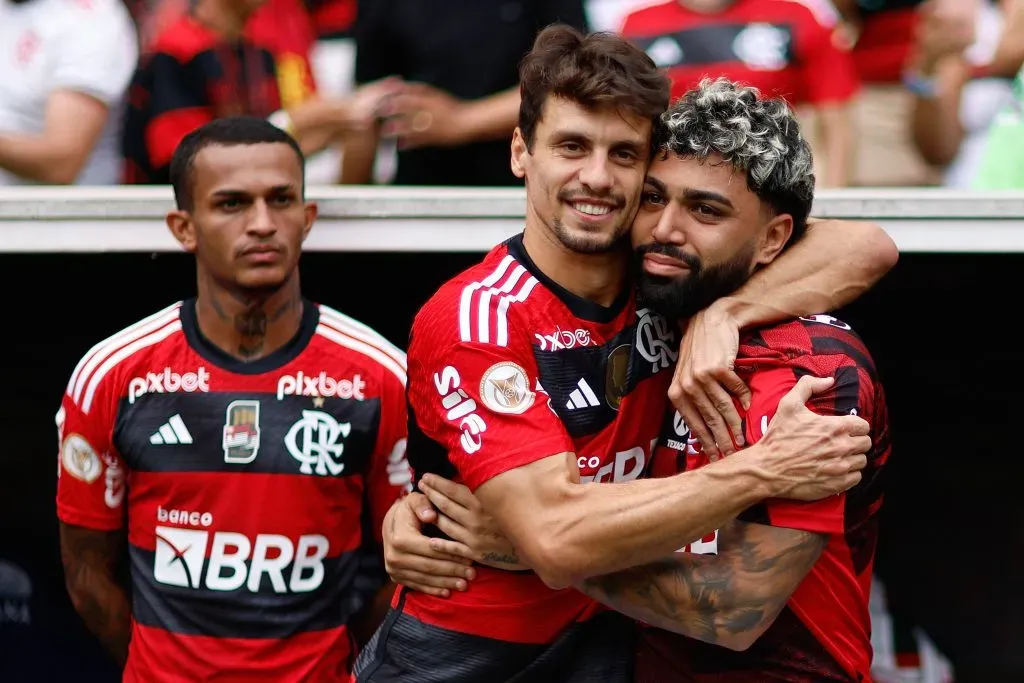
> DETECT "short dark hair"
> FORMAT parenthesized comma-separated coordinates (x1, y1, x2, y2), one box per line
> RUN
(518, 24, 670, 151)
(655, 79, 815, 246)
(169, 116, 305, 210)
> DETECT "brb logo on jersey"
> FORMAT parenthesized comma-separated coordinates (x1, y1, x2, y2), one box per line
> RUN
(434, 366, 487, 454)
(128, 367, 210, 404)
(284, 410, 350, 476)
(153, 526, 329, 593)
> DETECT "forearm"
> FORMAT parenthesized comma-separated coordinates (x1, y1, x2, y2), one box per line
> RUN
(65, 567, 132, 664)
(0, 132, 80, 184)
(457, 87, 520, 143)
(716, 218, 897, 329)
(515, 450, 774, 587)
(580, 552, 759, 650)
(909, 56, 968, 167)
(816, 106, 853, 188)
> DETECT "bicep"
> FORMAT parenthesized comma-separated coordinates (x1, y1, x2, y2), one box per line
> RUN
(44, 90, 109, 161)
(59, 522, 124, 580)
(716, 519, 826, 604)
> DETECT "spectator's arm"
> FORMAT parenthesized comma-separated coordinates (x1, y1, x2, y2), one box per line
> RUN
(0, 91, 112, 184)
(814, 104, 855, 187)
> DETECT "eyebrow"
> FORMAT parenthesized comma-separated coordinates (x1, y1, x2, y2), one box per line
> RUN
(209, 184, 296, 199)
(645, 177, 735, 210)
(550, 129, 646, 150)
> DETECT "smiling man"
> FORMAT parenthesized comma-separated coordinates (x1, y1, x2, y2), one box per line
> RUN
(56, 116, 410, 681)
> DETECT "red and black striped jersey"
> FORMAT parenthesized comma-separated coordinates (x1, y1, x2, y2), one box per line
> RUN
(620, 0, 859, 106)
(56, 299, 411, 682)
(122, 0, 317, 184)
(641, 314, 891, 683)
(354, 233, 675, 682)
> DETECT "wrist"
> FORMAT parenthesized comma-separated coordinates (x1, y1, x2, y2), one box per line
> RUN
(704, 446, 776, 502)
(707, 296, 751, 330)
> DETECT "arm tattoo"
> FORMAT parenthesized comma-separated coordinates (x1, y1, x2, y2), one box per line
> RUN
(59, 523, 133, 665)
(481, 551, 520, 566)
(580, 521, 826, 648)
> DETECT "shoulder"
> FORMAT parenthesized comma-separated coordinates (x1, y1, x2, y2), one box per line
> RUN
(149, 15, 219, 61)
(313, 303, 407, 388)
(412, 247, 543, 352)
(64, 302, 185, 416)
(620, 0, 679, 34)
(45, 0, 132, 27)
(739, 314, 876, 374)
(770, 0, 840, 28)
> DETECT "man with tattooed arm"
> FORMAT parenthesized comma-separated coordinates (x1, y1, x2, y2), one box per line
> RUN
(55, 116, 410, 680)
(387, 80, 890, 683)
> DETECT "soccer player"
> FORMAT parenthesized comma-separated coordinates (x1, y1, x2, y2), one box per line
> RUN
(390, 79, 890, 683)
(56, 117, 411, 681)
(353, 26, 894, 683)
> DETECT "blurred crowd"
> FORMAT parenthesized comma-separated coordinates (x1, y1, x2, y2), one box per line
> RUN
(1, 0, 1022, 191)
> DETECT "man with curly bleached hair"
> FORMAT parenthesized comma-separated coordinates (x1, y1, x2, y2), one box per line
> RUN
(578, 77, 892, 683)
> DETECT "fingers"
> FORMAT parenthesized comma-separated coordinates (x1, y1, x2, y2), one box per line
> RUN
(432, 509, 476, 547)
(721, 369, 752, 411)
(403, 492, 437, 525)
(418, 481, 472, 528)
(837, 414, 871, 437)
(779, 375, 835, 409)
(672, 386, 719, 460)
(702, 374, 745, 452)
(428, 537, 478, 562)
(420, 474, 478, 510)
(391, 569, 467, 598)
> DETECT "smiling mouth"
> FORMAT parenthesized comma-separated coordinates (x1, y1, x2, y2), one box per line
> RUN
(566, 199, 619, 218)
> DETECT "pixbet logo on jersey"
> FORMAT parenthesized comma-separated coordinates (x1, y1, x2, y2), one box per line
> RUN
(153, 526, 329, 594)
(276, 371, 366, 401)
(128, 367, 210, 404)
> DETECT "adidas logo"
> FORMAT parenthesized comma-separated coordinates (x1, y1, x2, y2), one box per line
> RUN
(150, 414, 193, 445)
(565, 379, 600, 410)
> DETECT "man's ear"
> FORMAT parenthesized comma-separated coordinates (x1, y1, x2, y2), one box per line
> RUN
(511, 127, 529, 179)
(755, 214, 794, 266)
(166, 210, 197, 253)
(302, 201, 318, 242)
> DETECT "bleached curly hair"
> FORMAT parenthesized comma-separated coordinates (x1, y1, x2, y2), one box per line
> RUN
(654, 78, 815, 241)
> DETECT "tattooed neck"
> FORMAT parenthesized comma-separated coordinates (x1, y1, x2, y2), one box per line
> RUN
(202, 285, 301, 361)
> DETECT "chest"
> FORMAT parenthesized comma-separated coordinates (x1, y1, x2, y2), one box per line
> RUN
(532, 308, 677, 484)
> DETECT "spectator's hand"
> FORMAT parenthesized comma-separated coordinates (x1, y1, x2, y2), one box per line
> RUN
(668, 305, 750, 461)
(418, 474, 528, 571)
(380, 83, 472, 149)
(382, 492, 475, 598)
(913, 1, 976, 74)
(340, 76, 404, 130)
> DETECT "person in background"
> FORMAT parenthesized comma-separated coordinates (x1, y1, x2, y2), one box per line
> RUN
(347, 0, 589, 186)
(121, 0, 399, 184)
(0, 0, 137, 186)
(908, 0, 1023, 187)
(616, 0, 859, 187)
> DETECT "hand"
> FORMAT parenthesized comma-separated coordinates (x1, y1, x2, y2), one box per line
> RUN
(382, 492, 475, 598)
(755, 375, 871, 500)
(912, 1, 976, 75)
(418, 474, 528, 571)
(379, 83, 472, 149)
(329, 77, 404, 132)
(668, 306, 752, 461)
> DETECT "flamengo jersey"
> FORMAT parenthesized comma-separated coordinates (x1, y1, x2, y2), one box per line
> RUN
(639, 314, 891, 683)
(620, 0, 859, 106)
(56, 299, 411, 682)
(354, 234, 676, 683)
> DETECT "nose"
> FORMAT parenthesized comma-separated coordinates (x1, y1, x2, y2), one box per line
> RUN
(247, 199, 276, 237)
(651, 201, 686, 246)
(577, 151, 614, 194)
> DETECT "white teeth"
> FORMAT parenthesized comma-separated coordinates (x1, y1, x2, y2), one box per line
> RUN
(572, 203, 612, 216)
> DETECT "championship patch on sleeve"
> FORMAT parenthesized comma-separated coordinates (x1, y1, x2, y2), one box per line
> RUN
(479, 362, 535, 415)
(61, 434, 103, 483)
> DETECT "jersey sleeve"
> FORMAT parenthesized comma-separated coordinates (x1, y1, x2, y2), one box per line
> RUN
(56, 367, 127, 531)
(364, 360, 412, 544)
(795, 2, 860, 105)
(737, 361, 867, 535)
(409, 321, 574, 492)
(51, 0, 138, 106)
